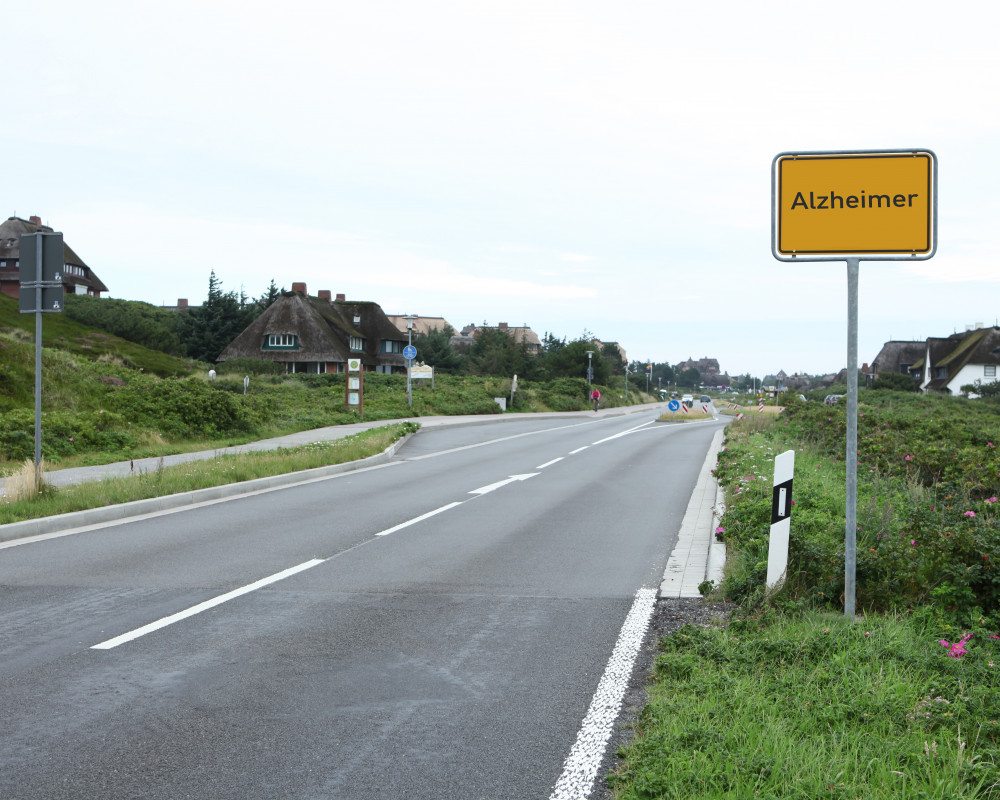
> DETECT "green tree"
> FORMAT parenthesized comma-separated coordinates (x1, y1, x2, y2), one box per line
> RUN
(178, 271, 258, 363)
(467, 327, 526, 376)
(255, 279, 284, 312)
(677, 367, 701, 388)
(413, 325, 465, 373)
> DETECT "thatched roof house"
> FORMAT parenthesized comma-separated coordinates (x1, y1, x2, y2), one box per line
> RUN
(0, 215, 109, 299)
(217, 284, 409, 374)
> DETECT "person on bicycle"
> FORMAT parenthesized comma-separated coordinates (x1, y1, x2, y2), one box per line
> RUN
(590, 388, 601, 412)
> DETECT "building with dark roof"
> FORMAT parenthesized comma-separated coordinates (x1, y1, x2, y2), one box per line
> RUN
(217, 283, 408, 374)
(0, 215, 108, 299)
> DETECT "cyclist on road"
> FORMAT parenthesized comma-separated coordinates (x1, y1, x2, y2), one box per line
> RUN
(590, 388, 601, 412)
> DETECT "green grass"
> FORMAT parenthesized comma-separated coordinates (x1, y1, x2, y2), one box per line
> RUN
(610, 611, 1000, 799)
(0, 422, 417, 524)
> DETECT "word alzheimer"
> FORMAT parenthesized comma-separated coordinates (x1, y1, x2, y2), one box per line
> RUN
(789, 191, 920, 211)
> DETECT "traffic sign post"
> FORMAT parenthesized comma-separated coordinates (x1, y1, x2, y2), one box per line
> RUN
(19, 232, 65, 471)
(772, 149, 938, 619)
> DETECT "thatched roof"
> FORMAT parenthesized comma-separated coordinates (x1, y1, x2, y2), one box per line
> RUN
(0, 215, 109, 294)
(217, 291, 409, 367)
(871, 340, 925, 376)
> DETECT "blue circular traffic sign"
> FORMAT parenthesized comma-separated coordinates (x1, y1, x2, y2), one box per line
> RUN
(668, 399, 680, 411)
(403, 345, 417, 360)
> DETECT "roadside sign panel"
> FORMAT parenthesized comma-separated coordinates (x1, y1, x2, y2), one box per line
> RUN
(18, 232, 64, 283)
(19, 285, 64, 313)
(772, 150, 936, 260)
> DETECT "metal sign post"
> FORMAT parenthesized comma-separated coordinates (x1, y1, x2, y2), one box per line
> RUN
(19, 232, 65, 471)
(772, 149, 938, 618)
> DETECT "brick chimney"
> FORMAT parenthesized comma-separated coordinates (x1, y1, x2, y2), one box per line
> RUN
(498, 322, 508, 330)
(292, 282, 307, 295)
(318, 290, 331, 301)
(29, 215, 42, 227)
(177, 298, 188, 309)
(336, 293, 346, 302)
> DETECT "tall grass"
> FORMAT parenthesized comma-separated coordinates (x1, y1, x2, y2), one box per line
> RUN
(610, 612, 1000, 799)
(0, 423, 417, 525)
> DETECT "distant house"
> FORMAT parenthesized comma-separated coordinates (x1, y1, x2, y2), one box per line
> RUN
(385, 315, 456, 337)
(869, 340, 925, 387)
(591, 338, 627, 364)
(217, 284, 409, 374)
(451, 322, 542, 354)
(0, 215, 108, 300)
(914, 326, 1000, 395)
(676, 357, 721, 381)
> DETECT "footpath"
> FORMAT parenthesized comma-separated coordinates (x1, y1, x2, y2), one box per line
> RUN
(0, 403, 727, 596)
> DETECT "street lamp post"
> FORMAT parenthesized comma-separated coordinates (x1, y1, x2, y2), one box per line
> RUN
(404, 314, 417, 408)
(585, 350, 594, 395)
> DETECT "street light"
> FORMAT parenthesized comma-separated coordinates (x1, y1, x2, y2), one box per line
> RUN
(585, 350, 594, 395)
(404, 314, 417, 408)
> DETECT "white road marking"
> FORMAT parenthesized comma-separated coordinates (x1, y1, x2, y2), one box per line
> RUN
(375, 502, 464, 537)
(536, 457, 564, 469)
(568, 446, 589, 455)
(549, 587, 657, 800)
(591, 420, 656, 445)
(468, 473, 539, 496)
(91, 558, 326, 650)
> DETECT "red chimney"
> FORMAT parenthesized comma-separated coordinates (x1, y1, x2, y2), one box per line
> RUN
(29, 215, 42, 227)
(292, 282, 307, 295)
(336, 293, 346, 302)
(498, 322, 508, 330)
(177, 298, 188, 309)
(318, 290, 332, 301)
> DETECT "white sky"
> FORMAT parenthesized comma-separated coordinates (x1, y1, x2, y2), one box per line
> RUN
(7, 0, 999, 377)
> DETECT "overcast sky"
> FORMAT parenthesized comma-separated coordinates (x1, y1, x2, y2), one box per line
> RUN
(7, 1, 999, 377)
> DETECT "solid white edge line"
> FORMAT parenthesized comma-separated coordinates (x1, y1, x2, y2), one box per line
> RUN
(374, 502, 464, 537)
(549, 587, 657, 800)
(536, 457, 564, 469)
(91, 558, 326, 650)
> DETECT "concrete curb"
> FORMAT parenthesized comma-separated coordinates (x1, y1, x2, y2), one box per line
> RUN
(659, 426, 727, 598)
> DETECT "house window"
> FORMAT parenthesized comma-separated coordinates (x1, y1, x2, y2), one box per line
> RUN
(899, 364, 911, 374)
(935, 367, 947, 379)
(381, 340, 405, 354)
(986, 365, 997, 378)
(350, 336, 365, 351)
(264, 333, 298, 349)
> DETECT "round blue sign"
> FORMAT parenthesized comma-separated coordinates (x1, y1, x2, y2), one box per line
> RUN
(403, 345, 417, 360)
(668, 399, 680, 411)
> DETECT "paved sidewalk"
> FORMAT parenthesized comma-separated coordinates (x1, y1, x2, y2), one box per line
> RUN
(659, 426, 727, 598)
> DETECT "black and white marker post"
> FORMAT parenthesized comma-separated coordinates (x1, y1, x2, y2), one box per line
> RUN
(766, 450, 794, 591)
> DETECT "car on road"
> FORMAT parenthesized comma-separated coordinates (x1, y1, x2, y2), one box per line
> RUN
(681, 394, 694, 408)
(699, 395, 711, 404)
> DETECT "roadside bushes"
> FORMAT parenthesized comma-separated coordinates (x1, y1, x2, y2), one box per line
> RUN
(715, 397, 1000, 617)
(109, 377, 272, 437)
(0, 408, 138, 461)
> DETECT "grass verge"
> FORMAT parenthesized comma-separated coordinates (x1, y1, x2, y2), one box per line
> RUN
(610, 609, 1000, 799)
(0, 422, 418, 525)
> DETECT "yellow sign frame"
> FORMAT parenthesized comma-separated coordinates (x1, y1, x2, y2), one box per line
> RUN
(772, 149, 937, 261)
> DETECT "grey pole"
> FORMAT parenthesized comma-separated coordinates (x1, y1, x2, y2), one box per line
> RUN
(845, 257, 860, 619)
(34, 242, 43, 471)
(404, 315, 416, 408)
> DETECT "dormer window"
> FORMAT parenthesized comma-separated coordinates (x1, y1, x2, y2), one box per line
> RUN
(353, 315, 361, 324)
(264, 333, 298, 349)
(350, 336, 365, 351)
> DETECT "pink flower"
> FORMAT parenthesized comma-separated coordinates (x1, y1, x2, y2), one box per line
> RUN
(939, 633, 973, 658)
(987, 498, 998, 504)
(715, 526, 726, 534)
(905, 455, 912, 461)
(965, 511, 977, 518)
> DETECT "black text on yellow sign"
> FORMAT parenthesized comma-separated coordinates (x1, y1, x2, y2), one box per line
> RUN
(775, 152, 934, 256)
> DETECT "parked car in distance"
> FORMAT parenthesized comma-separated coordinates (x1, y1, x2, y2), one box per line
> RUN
(699, 395, 711, 404)
(682, 394, 694, 407)
(824, 394, 844, 405)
